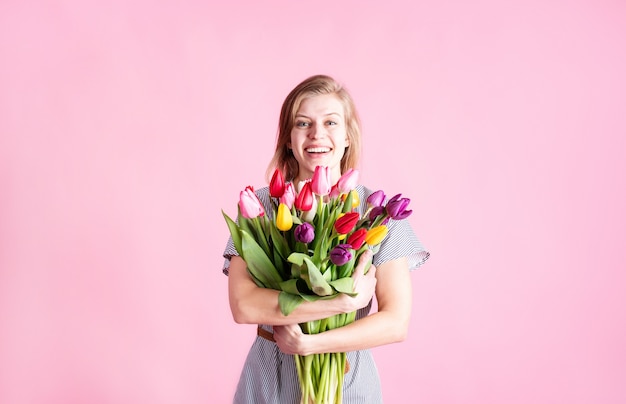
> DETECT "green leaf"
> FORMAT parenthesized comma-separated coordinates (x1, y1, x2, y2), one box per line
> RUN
(279, 279, 300, 295)
(241, 230, 283, 289)
(329, 278, 357, 296)
(222, 210, 243, 254)
(336, 258, 356, 279)
(342, 191, 354, 213)
(278, 291, 304, 316)
(306, 264, 332, 295)
(269, 221, 291, 262)
(237, 211, 255, 239)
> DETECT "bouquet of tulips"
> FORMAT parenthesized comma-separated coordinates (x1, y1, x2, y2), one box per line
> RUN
(223, 166, 412, 404)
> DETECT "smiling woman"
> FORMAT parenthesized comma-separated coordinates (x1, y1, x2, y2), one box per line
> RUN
(288, 94, 350, 185)
(222, 75, 429, 403)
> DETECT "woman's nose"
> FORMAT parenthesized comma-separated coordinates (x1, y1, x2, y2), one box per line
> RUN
(309, 123, 326, 139)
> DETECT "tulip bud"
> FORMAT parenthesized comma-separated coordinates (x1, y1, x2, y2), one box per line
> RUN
(386, 194, 412, 220)
(366, 190, 386, 207)
(301, 195, 317, 222)
(294, 222, 315, 243)
(329, 184, 341, 199)
(294, 181, 314, 211)
(369, 206, 384, 221)
(238, 186, 265, 219)
(311, 166, 331, 196)
(349, 190, 359, 209)
(329, 244, 353, 266)
(365, 225, 388, 246)
(280, 182, 296, 209)
(334, 212, 360, 235)
(269, 169, 285, 198)
(337, 168, 359, 194)
(347, 228, 367, 249)
(276, 203, 293, 231)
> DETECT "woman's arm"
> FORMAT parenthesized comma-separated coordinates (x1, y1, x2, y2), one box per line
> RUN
(227, 251, 377, 325)
(272, 256, 412, 355)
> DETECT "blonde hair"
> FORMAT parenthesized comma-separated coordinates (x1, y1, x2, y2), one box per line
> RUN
(266, 75, 362, 182)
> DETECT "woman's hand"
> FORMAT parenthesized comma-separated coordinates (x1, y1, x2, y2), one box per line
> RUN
(273, 323, 309, 355)
(341, 250, 377, 312)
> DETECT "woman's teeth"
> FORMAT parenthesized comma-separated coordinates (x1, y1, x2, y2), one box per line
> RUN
(306, 147, 330, 153)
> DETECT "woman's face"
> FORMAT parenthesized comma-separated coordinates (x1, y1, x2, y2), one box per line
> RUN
(289, 93, 349, 184)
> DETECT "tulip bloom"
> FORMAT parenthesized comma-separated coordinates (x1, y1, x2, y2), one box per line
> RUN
(294, 222, 315, 243)
(365, 225, 388, 245)
(369, 206, 384, 221)
(276, 203, 293, 231)
(329, 184, 341, 199)
(347, 228, 367, 249)
(337, 168, 359, 194)
(239, 186, 265, 219)
(386, 194, 412, 220)
(294, 181, 314, 211)
(301, 196, 317, 222)
(330, 244, 353, 266)
(311, 166, 331, 196)
(366, 190, 386, 207)
(269, 169, 285, 198)
(334, 212, 360, 235)
(280, 182, 296, 209)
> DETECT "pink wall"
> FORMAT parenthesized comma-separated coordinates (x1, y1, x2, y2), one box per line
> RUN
(1, 1, 625, 403)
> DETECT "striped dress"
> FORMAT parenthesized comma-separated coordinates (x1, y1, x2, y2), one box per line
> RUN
(222, 185, 429, 403)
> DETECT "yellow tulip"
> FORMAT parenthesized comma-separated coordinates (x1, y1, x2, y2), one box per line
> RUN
(365, 225, 388, 245)
(350, 190, 360, 209)
(276, 203, 293, 231)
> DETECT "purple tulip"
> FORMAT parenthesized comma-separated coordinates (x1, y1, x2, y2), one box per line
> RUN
(366, 190, 386, 207)
(329, 244, 353, 266)
(369, 206, 385, 221)
(385, 194, 412, 220)
(294, 223, 315, 244)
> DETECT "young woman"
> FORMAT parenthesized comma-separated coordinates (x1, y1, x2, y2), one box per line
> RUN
(223, 74, 429, 403)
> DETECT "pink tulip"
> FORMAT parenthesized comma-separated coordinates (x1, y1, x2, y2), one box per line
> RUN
(280, 182, 296, 209)
(311, 166, 331, 196)
(329, 184, 341, 199)
(337, 168, 359, 194)
(238, 186, 265, 219)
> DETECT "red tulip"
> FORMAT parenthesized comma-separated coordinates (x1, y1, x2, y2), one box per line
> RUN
(269, 169, 285, 198)
(294, 181, 314, 211)
(334, 212, 360, 235)
(347, 228, 367, 249)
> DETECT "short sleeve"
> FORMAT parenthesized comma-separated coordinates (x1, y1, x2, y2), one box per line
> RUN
(222, 236, 238, 276)
(371, 216, 430, 271)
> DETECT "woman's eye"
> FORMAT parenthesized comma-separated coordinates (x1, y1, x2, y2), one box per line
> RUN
(326, 121, 337, 126)
(296, 121, 310, 127)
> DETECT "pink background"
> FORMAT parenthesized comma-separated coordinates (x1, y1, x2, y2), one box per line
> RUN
(1, 1, 625, 403)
